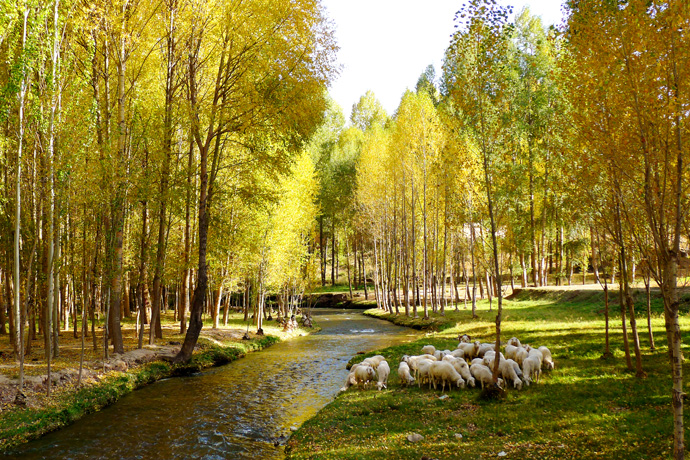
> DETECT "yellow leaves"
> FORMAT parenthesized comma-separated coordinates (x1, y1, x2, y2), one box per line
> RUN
(265, 150, 319, 287)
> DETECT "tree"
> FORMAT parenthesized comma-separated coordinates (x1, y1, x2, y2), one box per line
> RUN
(174, 0, 337, 363)
(444, 0, 513, 386)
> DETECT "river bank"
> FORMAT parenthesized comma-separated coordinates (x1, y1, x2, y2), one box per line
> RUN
(0, 312, 317, 453)
(287, 289, 688, 460)
(4, 309, 416, 459)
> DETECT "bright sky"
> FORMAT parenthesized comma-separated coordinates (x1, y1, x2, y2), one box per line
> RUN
(322, 0, 567, 119)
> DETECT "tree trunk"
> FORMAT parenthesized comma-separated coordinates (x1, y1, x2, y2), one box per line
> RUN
(603, 281, 612, 358)
(320, 216, 325, 286)
(331, 221, 336, 286)
(643, 270, 655, 350)
(213, 284, 222, 329)
(14, 8, 30, 389)
(618, 274, 633, 371)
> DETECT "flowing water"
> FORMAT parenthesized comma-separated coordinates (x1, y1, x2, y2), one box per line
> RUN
(4, 309, 417, 460)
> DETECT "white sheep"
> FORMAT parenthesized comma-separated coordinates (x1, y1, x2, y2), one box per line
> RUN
(504, 344, 518, 360)
(485, 356, 522, 390)
(506, 358, 523, 382)
(354, 364, 377, 389)
(450, 348, 465, 359)
(470, 363, 504, 389)
(433, 349, 452, 361)
(339, 371, 357, 392)
(526, 346, 544, 368)
(538, 346, 555, 370)
(482, 350, 505, 367)
(361, 355, 387, 370)
(477, 343, 496, 358)
(421, 345, 436, 355)
(471, 358, 484, 366)
(376, 360, 390, 390)
(403, 355, 437, 381)
(430, 361, 465, 391)
(508, 337, 522, 348)
(416, 359, 434, 389)
(522, 355, 542, 386)
(458, 333, 472, 343)
(398, 361, 415, 386)
(443, 355, 475, 387)
(457, 341, 480, 359)
(514, 347, 528, 366)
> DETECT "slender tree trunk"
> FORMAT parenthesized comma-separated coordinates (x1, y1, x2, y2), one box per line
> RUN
(14, 8, 30, 389)
(618, 263, 633, 371)
(213, 284, 222, 329)
(603, 280, 612, 358)
(331, 221, 336, 286)
(346, 239, 352, 300)
(106, 38, 127, 356)
(644, 269, 655, 350)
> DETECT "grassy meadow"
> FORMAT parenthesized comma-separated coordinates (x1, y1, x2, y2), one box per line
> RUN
(286, 288, 690, 460)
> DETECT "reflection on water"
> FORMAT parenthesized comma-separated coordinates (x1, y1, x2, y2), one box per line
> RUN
(4, 309, 416, 460)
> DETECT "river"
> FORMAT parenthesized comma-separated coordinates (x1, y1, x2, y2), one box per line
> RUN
(4, 309, 416, 460)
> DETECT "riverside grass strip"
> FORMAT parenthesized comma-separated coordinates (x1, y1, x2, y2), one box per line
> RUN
(287, 289, 690, 460)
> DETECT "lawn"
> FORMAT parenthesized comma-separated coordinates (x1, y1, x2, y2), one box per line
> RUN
(286, 288, 690, 460)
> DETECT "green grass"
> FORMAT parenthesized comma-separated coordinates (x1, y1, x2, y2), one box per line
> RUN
(287, 288, 690, 460)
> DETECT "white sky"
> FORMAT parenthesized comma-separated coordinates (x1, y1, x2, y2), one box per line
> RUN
(322, 0, 567, 119)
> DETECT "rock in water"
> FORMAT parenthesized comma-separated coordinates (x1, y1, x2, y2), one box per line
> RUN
(407, 433, 424, 443)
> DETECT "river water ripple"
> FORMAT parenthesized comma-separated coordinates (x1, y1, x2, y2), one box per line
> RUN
(4, 309, 417, 460)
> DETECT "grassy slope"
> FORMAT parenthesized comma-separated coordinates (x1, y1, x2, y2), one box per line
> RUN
(287, 289, 689, 460)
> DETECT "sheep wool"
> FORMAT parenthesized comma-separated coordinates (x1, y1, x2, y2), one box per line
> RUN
(398, 361, 415, 386)
(376, 361, 390, 390)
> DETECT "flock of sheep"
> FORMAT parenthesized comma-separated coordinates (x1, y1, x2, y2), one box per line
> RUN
(340, 334, 555, 393)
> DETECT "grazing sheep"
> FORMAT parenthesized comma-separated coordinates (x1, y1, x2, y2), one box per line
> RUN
(526, 346, 544, 368)
(522, 355, 542, 386)
(421, 345, 436, 355)
(430, 361, 465, 391)
(339, 371, 357, 392)
(450, 348, 465, 359)
(416, 359, 434, 389)
(508, 337, 522, 348)
(458, 333, 472, 343)
(354, 364, 377, 389)
(539, 346, 555, 370)
(477, 343, 496, 358)
(489, 357, 522, 390)
(443, 355, 475, 387)
(457, 341, 480, 359)
(471, 358, 484, 366)
(403, 354, 438, 380)
(361, 355, 387, 370)
(482, 350, 505, 367)
(504, 344, 519, 360)
(470, 363, 504, 390)
(506, 358, 523, 382)
(398, 361, 415, 386)
(434, 349, 452, 361)
(376, 361, 390, 390)
(514, 347, 528, 366)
